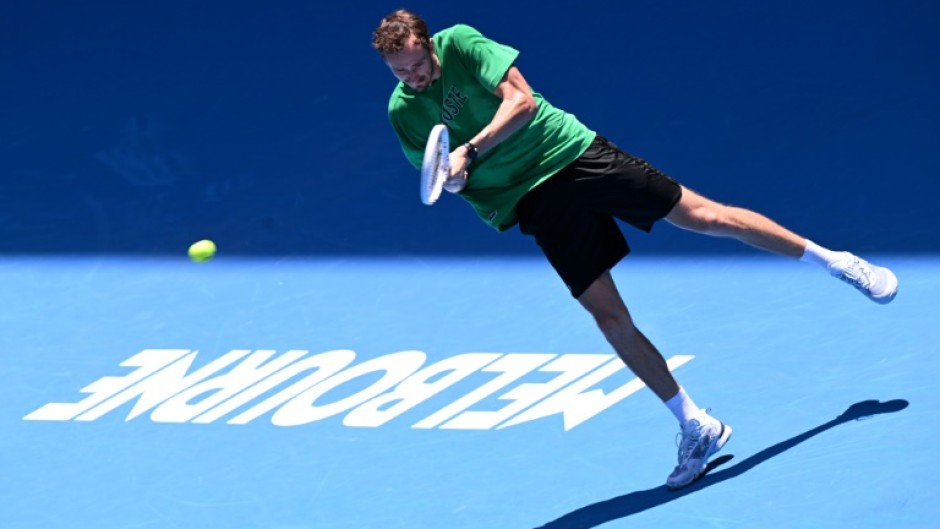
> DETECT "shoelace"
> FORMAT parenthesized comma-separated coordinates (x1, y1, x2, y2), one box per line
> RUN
(835, 257, 875, 291)
(674, 423, 703, 463)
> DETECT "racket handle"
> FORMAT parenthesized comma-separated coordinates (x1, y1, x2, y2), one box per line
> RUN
(443, 175, 467, 193)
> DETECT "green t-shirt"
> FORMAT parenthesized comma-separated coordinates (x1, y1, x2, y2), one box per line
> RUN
(387, 24, 596, 231)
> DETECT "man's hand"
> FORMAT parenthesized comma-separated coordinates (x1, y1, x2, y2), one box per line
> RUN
(445, 146, 471, 193)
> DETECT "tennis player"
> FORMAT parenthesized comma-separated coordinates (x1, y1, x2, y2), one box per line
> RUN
(372, 9, 898, 490)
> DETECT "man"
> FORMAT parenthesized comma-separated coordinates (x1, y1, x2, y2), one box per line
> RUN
(372, 9, 898, 490)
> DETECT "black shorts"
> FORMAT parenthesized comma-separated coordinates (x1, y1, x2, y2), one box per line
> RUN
(516, 135, 683, 298)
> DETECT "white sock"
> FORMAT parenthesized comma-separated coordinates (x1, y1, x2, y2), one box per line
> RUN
(665, 387, 703, 426)
(799, 239, 844, 268)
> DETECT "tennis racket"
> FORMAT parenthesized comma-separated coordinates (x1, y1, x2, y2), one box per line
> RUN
(420, 124, 451, 205)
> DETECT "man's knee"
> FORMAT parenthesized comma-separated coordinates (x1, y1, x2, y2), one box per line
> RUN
(669, 192, 732, 234)
(584, 306, 637, 343)
(692, 207, 725, 233)
(577, 271, 639, 336)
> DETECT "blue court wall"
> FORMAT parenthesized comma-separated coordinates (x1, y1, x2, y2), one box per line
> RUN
(2, 0, 937, 257)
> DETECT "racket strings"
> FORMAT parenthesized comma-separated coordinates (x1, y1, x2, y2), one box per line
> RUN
(425, 150, 442, 195)
(420, 124, 450, 205)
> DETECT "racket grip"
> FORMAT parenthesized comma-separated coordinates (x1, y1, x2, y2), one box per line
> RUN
(443, 176, 466, 193)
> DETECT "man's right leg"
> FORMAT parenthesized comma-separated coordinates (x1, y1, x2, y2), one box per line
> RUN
(576, 270, 679, 402)
(577, 270, 732, 489)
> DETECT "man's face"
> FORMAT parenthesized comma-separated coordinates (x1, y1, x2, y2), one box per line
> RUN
(384, 35, 436, 92)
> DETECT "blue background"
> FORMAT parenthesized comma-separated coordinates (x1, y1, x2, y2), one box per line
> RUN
(2, 0, 937, 257)
(2, 2, 939, 528)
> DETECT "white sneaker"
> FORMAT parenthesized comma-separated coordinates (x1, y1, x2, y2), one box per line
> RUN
(666, 411, 732, 490)
(827, 253, 899, 304)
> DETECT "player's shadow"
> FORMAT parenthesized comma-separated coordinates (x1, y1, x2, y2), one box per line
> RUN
(534, 399, 909, 529)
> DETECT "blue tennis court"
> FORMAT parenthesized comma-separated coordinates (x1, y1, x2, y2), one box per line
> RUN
(2, 1, 938, 528)
(3, 255, 937, 528)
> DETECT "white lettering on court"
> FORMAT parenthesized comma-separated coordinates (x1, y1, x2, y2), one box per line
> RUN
(24, 349, 696, 430)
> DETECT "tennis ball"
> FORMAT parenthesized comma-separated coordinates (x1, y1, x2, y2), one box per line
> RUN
(188, 239, 217, 263)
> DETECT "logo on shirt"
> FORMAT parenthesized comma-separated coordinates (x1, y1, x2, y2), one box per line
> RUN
(441, 86, 469, 123)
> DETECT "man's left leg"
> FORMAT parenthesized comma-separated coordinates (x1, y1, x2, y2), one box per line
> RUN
(665, 186, 898, 303)
(577, 270, 732, 490)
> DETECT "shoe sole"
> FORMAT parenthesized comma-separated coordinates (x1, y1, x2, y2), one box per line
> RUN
(711, 422, 733, 456)
(666, 422, 733, 491)
(870, 267, 899, 305)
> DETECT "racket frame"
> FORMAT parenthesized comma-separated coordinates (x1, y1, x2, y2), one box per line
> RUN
(420, 124, 451, 205)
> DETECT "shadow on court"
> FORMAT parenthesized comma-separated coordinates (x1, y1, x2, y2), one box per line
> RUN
(534, 399, 909, 529)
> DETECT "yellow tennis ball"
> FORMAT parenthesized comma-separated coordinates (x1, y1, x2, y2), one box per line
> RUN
(188, 239, 217, 263)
